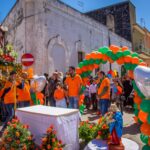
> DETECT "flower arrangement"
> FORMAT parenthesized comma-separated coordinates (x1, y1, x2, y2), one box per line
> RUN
(0, 117, 35, 150)
(95, 121, 111, 141)
(0, 43, 18, 65)
(79, 114, 112, 143)
(40, 125, 65, 150)
(79, 121, 96, 143)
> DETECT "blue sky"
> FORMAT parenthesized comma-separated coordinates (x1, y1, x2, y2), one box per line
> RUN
(0, 0, 150, 30)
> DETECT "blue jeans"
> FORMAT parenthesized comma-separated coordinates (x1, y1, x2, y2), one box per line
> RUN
(5, 103, 14, 119)
(69, 97, 78, 109)
(1, 103, 14, 131)
(18, 101, 30, 108)
(99, 99, 109, 116)
(56, 99, 67, 108)
(50, 96, 56, 107)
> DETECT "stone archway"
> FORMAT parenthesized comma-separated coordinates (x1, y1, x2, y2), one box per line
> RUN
(47, 35, 69, 75)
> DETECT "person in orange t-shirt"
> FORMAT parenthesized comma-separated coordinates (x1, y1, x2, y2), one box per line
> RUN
(17, 72, 31, 108)
(65, 66, 82, 109)
(1, 71, 17, 128)
(54, 82, 67, 108)
(97, 71, 110, 116)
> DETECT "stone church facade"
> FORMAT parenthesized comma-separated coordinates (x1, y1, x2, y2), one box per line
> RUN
(2, 0, 132, 75)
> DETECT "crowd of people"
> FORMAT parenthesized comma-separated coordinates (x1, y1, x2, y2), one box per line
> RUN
(0, 66, 134, 133)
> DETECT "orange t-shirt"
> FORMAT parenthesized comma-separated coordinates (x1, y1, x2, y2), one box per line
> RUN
(98, 77, 110, 99)
(17, 80, 31, 102)
(0, 89, 3, 98)
(54, 88, 65, 100)
(3, 81, 17, 104)
(65, 74, 82, 97)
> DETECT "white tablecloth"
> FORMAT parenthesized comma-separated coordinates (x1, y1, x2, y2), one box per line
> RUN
(84, 139, 108, 150)
(84, 138, 140, 150)
(16, 105, 79, 150)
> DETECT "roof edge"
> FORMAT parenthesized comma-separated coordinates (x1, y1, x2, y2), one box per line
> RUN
(1, 0, 19, 24)
(85, 0, 133, 14)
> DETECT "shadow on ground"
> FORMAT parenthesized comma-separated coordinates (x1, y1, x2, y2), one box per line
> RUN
(123, 123, 140, 135)
(88, 115, 100, 122)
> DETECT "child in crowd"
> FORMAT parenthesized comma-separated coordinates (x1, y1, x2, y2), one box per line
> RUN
(84, 85, 90, 109)
(107, 103, 123, 145)
(112, 79, 123, 114)
(89, 79, 97, 110)
(54, 82, 67, 108)
(36, 92, 44, 105)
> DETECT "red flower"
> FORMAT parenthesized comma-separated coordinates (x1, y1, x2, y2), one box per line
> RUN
(52, 138, 56, 142)
(47, 144, 51, 149)
(89, 125, 93, 129)
(47, 128, 52, 133)
(59, 140, 62, 144)
(23, 125, 29, 129)
(27, 136, 32, 141)
(7, 122, 11, 125)
(50, 125, 54, 129)
(1, 147, 6, 150)
(16, 140, 20, 144)
(7, 137, 12, 142)
(11, 119, 16, 123)
(80, 122, 84, 126)
(42, 137, 47, 143)
(98, 131, 102, 135)
(53, 130, 57, 135)
(4, 130, 8, 135)
(13, 124, 17, 128)
(102, 124, 107, 129)
(86, 120, 89, 123)
(22, 145, 27, 150)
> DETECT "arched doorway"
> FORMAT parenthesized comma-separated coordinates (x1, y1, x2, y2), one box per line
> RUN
(47, 35, 69, 75)
(51, 44, 66, 73)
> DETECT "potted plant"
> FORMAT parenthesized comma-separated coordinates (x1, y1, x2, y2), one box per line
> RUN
(40, 125, 65, 150)
(0, 117, 35, 150)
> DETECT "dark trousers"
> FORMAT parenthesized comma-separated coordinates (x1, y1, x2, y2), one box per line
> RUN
(84, 96, 90, 109)
(45, 97, 49, 106)
(18, 101, 30, 108)
(0, 102, 7, 122)
(1, 103, 14, 132)
(91, 93, 97, 110)
(50, 96, 56, 107)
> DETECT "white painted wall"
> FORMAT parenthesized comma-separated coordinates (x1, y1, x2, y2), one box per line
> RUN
(3, 0, 132, 76)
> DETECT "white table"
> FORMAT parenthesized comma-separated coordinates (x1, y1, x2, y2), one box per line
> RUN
(84, 138, 140, 150)
(16, 105, 79, 150)
(84, 139, 108, 150)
